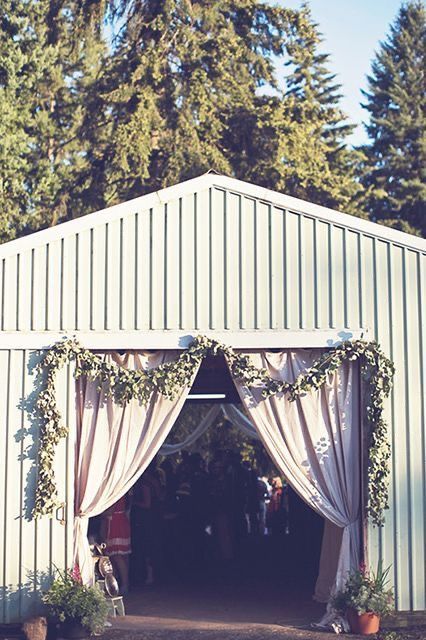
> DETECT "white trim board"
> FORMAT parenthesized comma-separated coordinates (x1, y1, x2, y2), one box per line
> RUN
(0, 329, 368, 350)
(0, 173, 424, 257)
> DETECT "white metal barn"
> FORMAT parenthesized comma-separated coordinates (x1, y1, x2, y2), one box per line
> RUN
(0, 174, 425, 623)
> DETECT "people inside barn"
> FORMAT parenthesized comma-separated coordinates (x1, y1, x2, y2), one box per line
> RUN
(97, 451, 295, 591)
(130, 462, 165, 586)
(100, 493, 131, 593)
(267, 476, 289, 537)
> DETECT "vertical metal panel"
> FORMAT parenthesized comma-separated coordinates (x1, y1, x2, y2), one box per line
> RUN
(209, 189, 225, 329)
(315, 221, 331, 330)
(330, 226, 345, 330)
(104, 220, 121, 331)
(371, 240, 395, 602)
(165, 200, 180, 330)
(31, 246, 48, 331)
(76, 230, 91, 332)
(150, 205, 165, 329)
(254, 201, 270, 329)
(0, 350, 74, 623)
(4, 350, 25, 620)
(61, 236, 77, 331)
(46, 241, 62, 331)
(120, 215, 137, 330)
(345, 231, 361, 329)
(135, 209, 151, 330)
(238, 197, 255, 329)
(2, 255, 18, 330)
(404, 250, 425, 610)
(299, 216, 315, 330)
(194, 189, 210, 330)
(224, 192, 240, 330)
(284, 212, 300, 329)
(90, 225, 106, 331)
(388, 245, 410, 608)
(180, 194, 196, 330)
(270, 207, 284, 329)
(0, 350, 10, 621)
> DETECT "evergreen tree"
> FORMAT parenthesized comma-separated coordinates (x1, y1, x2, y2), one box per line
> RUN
(228, 4, 364, 214)
(0, 1, 371, 239)
(0, 1, 106, 241)
(75, 0, 313, 209)
(361, 1, 425, 236)
(0, 1, 40, 240)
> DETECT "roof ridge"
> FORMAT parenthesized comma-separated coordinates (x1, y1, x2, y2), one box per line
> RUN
(0, 173, 424, 257)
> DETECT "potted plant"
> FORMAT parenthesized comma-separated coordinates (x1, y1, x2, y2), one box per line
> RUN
(42, 567, 109, 638)
(330, 563, 394, 635)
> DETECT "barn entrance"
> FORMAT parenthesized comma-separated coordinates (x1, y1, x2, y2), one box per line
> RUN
(126, 356, 325, 592)
(87, 351, 353, 627)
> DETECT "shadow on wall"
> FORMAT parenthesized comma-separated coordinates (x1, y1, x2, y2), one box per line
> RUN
(16, 350, 47, 522)
(0, 571, 52, 623)
(326, 330, 357, 347)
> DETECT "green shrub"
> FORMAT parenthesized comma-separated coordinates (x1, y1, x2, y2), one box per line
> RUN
(42, 567, 109, 635)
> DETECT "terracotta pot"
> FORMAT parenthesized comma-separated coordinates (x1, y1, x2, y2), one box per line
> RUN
(347, 608, 380, 635)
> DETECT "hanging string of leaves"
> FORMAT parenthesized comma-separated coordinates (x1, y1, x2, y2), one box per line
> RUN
(34, 335, 394, 525)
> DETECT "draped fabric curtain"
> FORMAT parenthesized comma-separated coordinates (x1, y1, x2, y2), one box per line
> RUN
(221, 404, 260, 441)
(160, 404, 222, 455)
(228, 350, 361, 595)
(74, 351, 199, 584)
(159, 403, 260, 455)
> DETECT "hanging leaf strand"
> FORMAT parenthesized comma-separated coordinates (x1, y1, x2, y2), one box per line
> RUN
(34, 335, 394, 525)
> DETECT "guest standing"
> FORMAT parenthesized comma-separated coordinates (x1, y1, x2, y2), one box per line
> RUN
(100, 494, 131, 593)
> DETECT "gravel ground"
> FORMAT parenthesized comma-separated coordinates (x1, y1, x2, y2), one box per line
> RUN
(101, 582, 425, 640)
(102, 623, 426, 640)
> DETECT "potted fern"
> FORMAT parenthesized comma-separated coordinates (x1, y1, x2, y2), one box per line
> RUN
(42, 567, 109, 638)
(330, 563, 394, 635)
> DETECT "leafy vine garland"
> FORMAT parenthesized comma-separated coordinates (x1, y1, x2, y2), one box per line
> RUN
(34, 335, 394, 526)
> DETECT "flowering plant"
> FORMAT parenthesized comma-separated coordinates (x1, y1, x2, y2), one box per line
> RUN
(331, 563, 394, 616)
(42, 566, 108, 634)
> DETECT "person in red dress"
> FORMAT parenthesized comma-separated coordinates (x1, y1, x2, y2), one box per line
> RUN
(101, 494, 131, 593)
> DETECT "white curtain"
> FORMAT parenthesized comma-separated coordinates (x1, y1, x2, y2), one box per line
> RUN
(74, 351, 199, 584)
(159, 403, 260, 455)
(314, 520, 344, 602)
(160, 404, 222, 455)
(222, 403, 260, 441)
(228, 350, 360, 594)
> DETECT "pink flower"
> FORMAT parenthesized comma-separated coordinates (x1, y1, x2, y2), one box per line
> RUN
(71, 564, 82, 583)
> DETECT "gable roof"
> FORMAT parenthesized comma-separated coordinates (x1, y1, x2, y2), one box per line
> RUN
(0, 173, 425, 257)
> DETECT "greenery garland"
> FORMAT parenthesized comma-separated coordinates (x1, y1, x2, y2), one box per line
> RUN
(34, 335, 394, 526)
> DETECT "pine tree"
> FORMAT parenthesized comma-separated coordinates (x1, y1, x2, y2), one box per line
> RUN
(74, 0, 313, 207)
(361, 1, 425, 236)
(228, 3, 364, 214)
(0, 1, 371, 238)
(0, 1, 107, 241)
(0, 2, 40, 240)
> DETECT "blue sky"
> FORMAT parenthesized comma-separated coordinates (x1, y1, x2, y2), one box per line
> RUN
(277, 0, 403, 146)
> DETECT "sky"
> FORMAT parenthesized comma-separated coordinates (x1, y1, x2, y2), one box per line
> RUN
(278, 0, 403, 146)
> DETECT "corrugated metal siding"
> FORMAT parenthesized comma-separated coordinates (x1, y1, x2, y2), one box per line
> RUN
(0, 353, 74, 622)
(365, 244, 426, 611)
(0, 181, 425, 616)
(0, 189, 376, 333)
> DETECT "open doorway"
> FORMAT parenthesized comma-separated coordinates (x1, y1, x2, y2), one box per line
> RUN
(87, 354, 330, 624)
